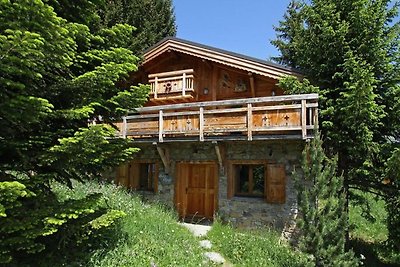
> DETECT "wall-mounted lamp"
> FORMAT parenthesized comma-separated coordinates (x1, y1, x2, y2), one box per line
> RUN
(271, 89, 276, 96)
(203, 87, 209, 95)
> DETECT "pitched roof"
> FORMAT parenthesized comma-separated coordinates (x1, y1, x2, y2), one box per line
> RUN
(143, 37, 302, 80)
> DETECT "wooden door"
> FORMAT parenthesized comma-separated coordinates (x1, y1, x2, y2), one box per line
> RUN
(175, 162, 218, 219)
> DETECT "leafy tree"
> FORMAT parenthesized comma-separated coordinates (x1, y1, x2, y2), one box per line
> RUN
(293, 132, 359, 266)
(273, 0, 400, 245)
(0, 0, 148, 264)
(97, 0, 176, 53)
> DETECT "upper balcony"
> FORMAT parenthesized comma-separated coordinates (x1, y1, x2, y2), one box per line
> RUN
(148, 69, 195, 103)
(116, 94, 318, 143)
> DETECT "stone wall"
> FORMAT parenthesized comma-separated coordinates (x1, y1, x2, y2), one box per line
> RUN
(120, 140, 304, 234)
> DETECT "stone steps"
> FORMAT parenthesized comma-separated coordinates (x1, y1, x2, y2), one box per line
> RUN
(181, 222, 232, 266)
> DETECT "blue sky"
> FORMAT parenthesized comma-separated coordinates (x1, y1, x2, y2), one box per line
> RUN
(173, 0, 292, 60)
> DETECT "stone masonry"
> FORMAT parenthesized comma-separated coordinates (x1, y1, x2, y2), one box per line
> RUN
(116, 140, 304, 234)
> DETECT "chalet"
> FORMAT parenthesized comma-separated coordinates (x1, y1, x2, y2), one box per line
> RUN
(113, 37, 318, 231)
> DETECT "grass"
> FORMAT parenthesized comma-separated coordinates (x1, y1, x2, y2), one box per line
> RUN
(207, 221, 311, 267)
(49, 180, 210, 267)
(349, 189, 400, 266)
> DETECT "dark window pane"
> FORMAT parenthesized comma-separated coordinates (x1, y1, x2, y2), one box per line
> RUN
(236, 165, 249, 194)
(139, 163, 154, 191)
(234, 164, 264, 197)
(252, 165, 264, 195)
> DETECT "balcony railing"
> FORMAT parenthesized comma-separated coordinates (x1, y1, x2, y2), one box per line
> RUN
(149, 69, 195, 100)
(117, 94, 318, 142)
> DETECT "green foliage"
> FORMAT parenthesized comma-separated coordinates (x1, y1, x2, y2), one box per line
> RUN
(48, 180, 208, 267)
(384, 148, 400, 251)
(0, 0, 148, 264)
(207, 220, 311, 267)
(273, 0, 400, 247)
(349, 189, 400, 266)
(293, 132, 359, 266)
(97, 0, 177, 53)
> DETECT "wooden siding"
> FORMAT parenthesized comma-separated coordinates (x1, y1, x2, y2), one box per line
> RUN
(137, 53, 283, 105)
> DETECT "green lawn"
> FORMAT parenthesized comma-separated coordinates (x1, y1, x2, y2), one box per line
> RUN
(207, 221, 311, 267)
(49, 180, 210, 267)
(349, 189, 400, 266)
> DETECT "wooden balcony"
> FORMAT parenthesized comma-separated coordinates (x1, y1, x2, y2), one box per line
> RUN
(117, 94, 318, 142)
(149, 69, 195, 103)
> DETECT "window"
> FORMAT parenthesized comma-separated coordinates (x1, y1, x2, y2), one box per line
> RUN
(137, 163, 157, 191)
(228, 161, 286, 203)
(116, 161, 158, 192)
(234, 164, 265, 197)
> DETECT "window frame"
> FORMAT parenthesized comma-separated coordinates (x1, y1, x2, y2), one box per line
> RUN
(233, 164, 266, 197)
(116, 160, 158, 193)
(228, 160, 268, 199)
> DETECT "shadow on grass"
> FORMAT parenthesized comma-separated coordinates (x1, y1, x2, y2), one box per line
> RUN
(350, 238, 399, 267)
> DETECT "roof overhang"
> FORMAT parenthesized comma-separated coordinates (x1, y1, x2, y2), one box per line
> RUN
(143, 37, 303, 80)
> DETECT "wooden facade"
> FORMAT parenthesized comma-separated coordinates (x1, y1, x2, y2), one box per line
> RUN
(114, 38, 318, 222)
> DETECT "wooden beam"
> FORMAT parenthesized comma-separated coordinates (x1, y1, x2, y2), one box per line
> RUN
(182, 72, 186, 96)
(212, 141, 225, 174)
(249, 73, 256, 97)
(154, 143, 170, 174)
(199, 106, 204, 141)
(131, 94, 319, 113)
(122, 116, 127, 138)
(148, 69, 194, 78)
(154, 77, 158, 99)
(159, 110, 164, 142)
(247, 103, 253, 141)
(301, 99, 307, 139)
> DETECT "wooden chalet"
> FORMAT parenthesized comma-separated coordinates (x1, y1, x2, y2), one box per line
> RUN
(114, 37, 318, 229)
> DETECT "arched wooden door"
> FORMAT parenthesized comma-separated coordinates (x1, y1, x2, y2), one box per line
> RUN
(175, 162, 218, 219)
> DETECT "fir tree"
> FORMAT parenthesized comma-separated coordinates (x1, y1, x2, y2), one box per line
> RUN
(0, 0, 148, 263)
(294, 132, 359, 266)
(97, 0, 177, 53)
(273, 0, 400, 246)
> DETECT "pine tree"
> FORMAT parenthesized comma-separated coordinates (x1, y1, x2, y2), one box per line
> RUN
(294, 132, 359, 266)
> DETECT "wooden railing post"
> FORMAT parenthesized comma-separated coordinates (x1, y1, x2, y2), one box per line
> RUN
(199, 106, 204, 141)
(159, 110, 164, 142)
(122, 116, 127, 139)
(154, 77, 158, 99)
(182, 72, 186, 96)
(247, 103, 253, 141)
(301, 99, 307, 139)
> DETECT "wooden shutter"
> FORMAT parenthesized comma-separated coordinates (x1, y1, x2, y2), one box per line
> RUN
(116, 164, 129, 187)
(130, 162, 140, 189)
(265, 164, 286, 203)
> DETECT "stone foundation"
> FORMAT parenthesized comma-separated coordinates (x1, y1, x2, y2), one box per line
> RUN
(114, 140, 304, 236)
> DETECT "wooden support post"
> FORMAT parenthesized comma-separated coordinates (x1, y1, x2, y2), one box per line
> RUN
(248, 73, 256, 97)
(314, 107, 319, 129)
(301, 99, 307, 139)
(212, 141, 225, 174)
(199, 106, 204, 141)
(182, 72, 186, 96)
(154, 142, 170, 174)
(159, 110, 164, 142)
(247, 103, 253, 141)
(122, 116, 127, 139)
(154, 77, 158, 99)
